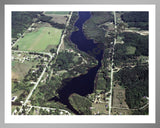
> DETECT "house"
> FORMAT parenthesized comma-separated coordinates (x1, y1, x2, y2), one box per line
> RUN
(11, 96, 17, 102)
(28, 28, 32, 32)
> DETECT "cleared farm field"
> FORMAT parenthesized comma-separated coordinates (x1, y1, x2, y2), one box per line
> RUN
(17, 27, 62, 52)
(12, 60, 38, 80)
(44, 11, 69, 15)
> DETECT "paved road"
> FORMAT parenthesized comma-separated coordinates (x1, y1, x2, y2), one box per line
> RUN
(17, 56, 53, 114)
(12, 12, 73, 115)
(33, 105, 71, 115)
(108, 11, 117, 115)
(23, 66, 47, 106)
(12, 53, 52, 115)
(26, 105, 71, 115)
(22, 12, 73, 106)
(12, 23, 35, 48)
(56, 12, 73, 55)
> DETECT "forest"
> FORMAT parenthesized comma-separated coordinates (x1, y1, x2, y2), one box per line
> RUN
(114, 32, 148, 67)
(69, 93, 92, 115)
(83, 12, 114, 43)
(114, 64, 148, 109)
(12, 11, 42, 38)
(12, 11, 65, 39)
(121, 12, 148, 30)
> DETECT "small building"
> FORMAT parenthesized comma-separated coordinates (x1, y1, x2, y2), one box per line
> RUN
(11, 96, 17, 102)
(18, 54, 21, 57)
(28, 28, 32, 32)
(60, 111, 63, 115)
(11, 56, 14, 61)
(20, 101, 24, 104)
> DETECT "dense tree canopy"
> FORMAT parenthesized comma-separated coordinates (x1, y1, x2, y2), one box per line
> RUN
(121, 12, 149, 30)
(69, 93, 92, 115)
(12, 12, 42, 38)
(114, 32, 148, 66)
(114, 65, 148, 109)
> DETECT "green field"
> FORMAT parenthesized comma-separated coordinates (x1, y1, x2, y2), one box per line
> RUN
(44, 11, 69, 15)
(16, 27, 62, 52)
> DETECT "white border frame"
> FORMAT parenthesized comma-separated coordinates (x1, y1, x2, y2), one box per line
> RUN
(5, 4, 155, 123)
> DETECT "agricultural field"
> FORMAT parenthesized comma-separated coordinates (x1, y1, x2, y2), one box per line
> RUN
(111, 84, 131, 115)
(12, 60, 38, 81)
(92, 103, 108, 115)
(112, 84, 129, 108)
(16, 27, 62, 52)
(44, 11, 69, 25)
(49, 15, 68, 25)
(112, 108, 131, 115)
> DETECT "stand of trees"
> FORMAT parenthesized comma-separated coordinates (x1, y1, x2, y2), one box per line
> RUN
(69, 93, 92, 115)
(83, 12, 113, 43)
(114, 32, 148, 67)
(114, 64, 148, 109)
(54, 51, 74, 70)
(121, 12, 148, 30)
(12, 12, 42, 38)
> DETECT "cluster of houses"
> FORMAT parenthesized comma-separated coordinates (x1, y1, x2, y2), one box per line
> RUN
(92, 91, 111, 104)
(12, 53, 49, 64)
(27, 23, 36, 32)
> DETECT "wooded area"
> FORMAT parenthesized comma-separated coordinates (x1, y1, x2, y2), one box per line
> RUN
(12, 12, 42, 38)
(121, 12, 148, 30)
(69, 93, 92, 115)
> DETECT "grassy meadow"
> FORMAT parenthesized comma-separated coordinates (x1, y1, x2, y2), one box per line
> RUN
(16, 27, 62, 52)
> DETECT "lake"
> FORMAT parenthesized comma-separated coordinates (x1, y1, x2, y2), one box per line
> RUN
(58, 12, 104, 106)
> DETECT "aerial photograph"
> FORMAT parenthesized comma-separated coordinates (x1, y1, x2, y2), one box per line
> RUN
(11, 11, 149, 115)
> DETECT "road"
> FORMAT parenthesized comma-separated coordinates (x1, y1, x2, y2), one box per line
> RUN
(12, 12, 73, 115)
(12, 52, 52, 115)
(26, 105, 71, 115)
(124, 29, 149, 36)
(12, 50, 53, 58)
(112, 102, 149, 111)
(12, 23, 35, 48)
(56, 11, 73, 55)
(108, 11, 117, 115)
(17, 56, 52, 114)
(17, 12, 73, 107)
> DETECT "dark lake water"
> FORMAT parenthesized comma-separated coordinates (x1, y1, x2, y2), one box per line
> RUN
(57, 12, 104, 108)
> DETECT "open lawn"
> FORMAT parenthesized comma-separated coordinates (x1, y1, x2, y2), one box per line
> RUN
(44, 11, 69, 15)
(16, 27, 62, 52)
